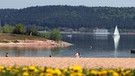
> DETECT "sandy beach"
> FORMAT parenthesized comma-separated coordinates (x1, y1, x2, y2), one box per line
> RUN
(0, 40, 73, 49)
(0, 57, 135, 69)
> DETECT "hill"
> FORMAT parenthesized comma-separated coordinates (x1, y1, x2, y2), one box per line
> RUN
(0, 5, 135, 30)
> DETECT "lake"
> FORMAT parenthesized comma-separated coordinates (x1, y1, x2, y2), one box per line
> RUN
(0, 33, 135, 58)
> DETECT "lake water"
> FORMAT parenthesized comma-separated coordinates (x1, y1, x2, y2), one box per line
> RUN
(0, 33, 135, 58)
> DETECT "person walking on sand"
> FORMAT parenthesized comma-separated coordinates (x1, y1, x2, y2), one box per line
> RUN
(75, 52, 81, 58)
(5, 53, 8, 57)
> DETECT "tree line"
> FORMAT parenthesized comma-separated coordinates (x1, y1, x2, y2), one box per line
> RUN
(0, 23, 62, 41)
(0, 5, 135, 31)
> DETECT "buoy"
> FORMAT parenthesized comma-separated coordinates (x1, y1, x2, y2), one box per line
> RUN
(90, 45, 92, 49)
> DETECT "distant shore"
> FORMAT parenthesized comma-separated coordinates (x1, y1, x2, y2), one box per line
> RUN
(0, 40, 73, 49)
(0, 57, 135, 69)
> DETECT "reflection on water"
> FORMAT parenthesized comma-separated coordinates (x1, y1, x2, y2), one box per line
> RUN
(0, 46, 49, 51)
(0, 46, 52, 57)
(93, 34, 108, 40)
(113, 36, 120, 57)
(50, 47, 61, 57)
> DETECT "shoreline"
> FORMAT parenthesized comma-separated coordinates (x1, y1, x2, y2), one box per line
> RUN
(0, 40, 73, 49)
(0, 57, 135, 69)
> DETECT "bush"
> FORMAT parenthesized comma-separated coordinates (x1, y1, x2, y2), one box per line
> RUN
(49, 29, 62, 41)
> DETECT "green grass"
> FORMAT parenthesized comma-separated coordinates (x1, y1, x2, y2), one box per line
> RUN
(0, 34, 47, 43)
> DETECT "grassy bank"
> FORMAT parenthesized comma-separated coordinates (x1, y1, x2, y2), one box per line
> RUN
(0, 34, 47, 43)
(0, 34, 46, 40)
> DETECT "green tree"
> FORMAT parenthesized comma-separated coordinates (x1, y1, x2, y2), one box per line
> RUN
(49, 29, 62, 41)
(13, 23, 26, 34)
(2, 24, 14, 33)
(44, 32, 50, 39)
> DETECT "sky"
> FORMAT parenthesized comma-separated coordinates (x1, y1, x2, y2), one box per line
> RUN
(1, 0, 135, 9)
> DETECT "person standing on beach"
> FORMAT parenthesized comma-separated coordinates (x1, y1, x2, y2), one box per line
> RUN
(75, 52, 81, 58)
(5, 53, 8, 57)
(49, 55, 51, 57)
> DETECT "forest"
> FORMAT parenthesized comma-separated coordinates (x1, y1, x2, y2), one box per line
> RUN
(0, 5, 135, 32)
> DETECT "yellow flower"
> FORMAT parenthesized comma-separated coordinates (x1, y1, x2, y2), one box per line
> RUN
(22, 67, 28, 71)
(45, 73, 53, 76)
(6, 66, 12, 71)
(29, 65, 36, 71)
(40, 67, 45, 72)
(100, 70, 108, 75)
(54, 68, 62, 75)
(0, 65, 4, 70)
(117, 68, 124, 73)
(90, 70, 98, 75)
(70, 65, 83, 73)
(22, 72, 29, 76)
(61, 68, 68, 73)
(122, 70, 132, 75)
(46, 68, 54, 74)
(125, 70, 131, 74)
(108, 69, 115, 73)
(34, 68, 39, 73)
(40, 73, 45, 76)
(14, 69, 19, 73)
(112, 71, 119, 76)
(70, 73, 86, 76)
(1, 69, 6, 73)
(15, 66, 20, 69)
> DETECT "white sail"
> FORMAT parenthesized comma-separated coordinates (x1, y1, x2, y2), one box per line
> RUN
(113, 26, 120, 57)
(113, 26, 120, 36)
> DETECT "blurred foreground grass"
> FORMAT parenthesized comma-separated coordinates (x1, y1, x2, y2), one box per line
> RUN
(0, 65, 135, 76)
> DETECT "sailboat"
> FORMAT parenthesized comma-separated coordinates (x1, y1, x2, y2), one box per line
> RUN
(113, 26, 120, 57)
(113, 26, 120, 37)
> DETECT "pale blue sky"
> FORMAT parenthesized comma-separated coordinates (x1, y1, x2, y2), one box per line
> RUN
(1, 0, 135, 9)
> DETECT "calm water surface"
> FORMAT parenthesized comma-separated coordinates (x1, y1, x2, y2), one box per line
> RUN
(0, 33, 135, 58)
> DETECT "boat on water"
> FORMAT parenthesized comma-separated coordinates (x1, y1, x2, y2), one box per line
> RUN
(113, 26, 120, 51)
(93, 29, 110, 35)
(113, 26, 120, 37)
(131, 49, 135, 53)
(67, 34, 72, 38)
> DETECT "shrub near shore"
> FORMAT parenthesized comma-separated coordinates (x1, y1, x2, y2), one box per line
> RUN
(0, 65, 134, 76)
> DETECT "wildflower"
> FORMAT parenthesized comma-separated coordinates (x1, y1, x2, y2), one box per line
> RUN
(22, 72, 29, 76)
(90, 70, 98, 75)
(1, 69, 6, 73)
(0, 65, 4, 70)
(46, 68, 54, 74)
(15, 66, 20, 69)
(70, 65, 83, 73)
(40, 67, 45, 72)
(112, 71, 119, 76)
(122, 70, 132, 75)
(61, 68, 68, 73)
(22, 67, 28, 71)
(70, 72, 86, 76)
(54, 68, 62, 75)
(29, 65, 36, 71)
(100, 70, 108, 75)
(34, 68, 39, 73)
(45, 73, 53, 76)
(6, 66, 12, 71)
(40, 73, 45, 76)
